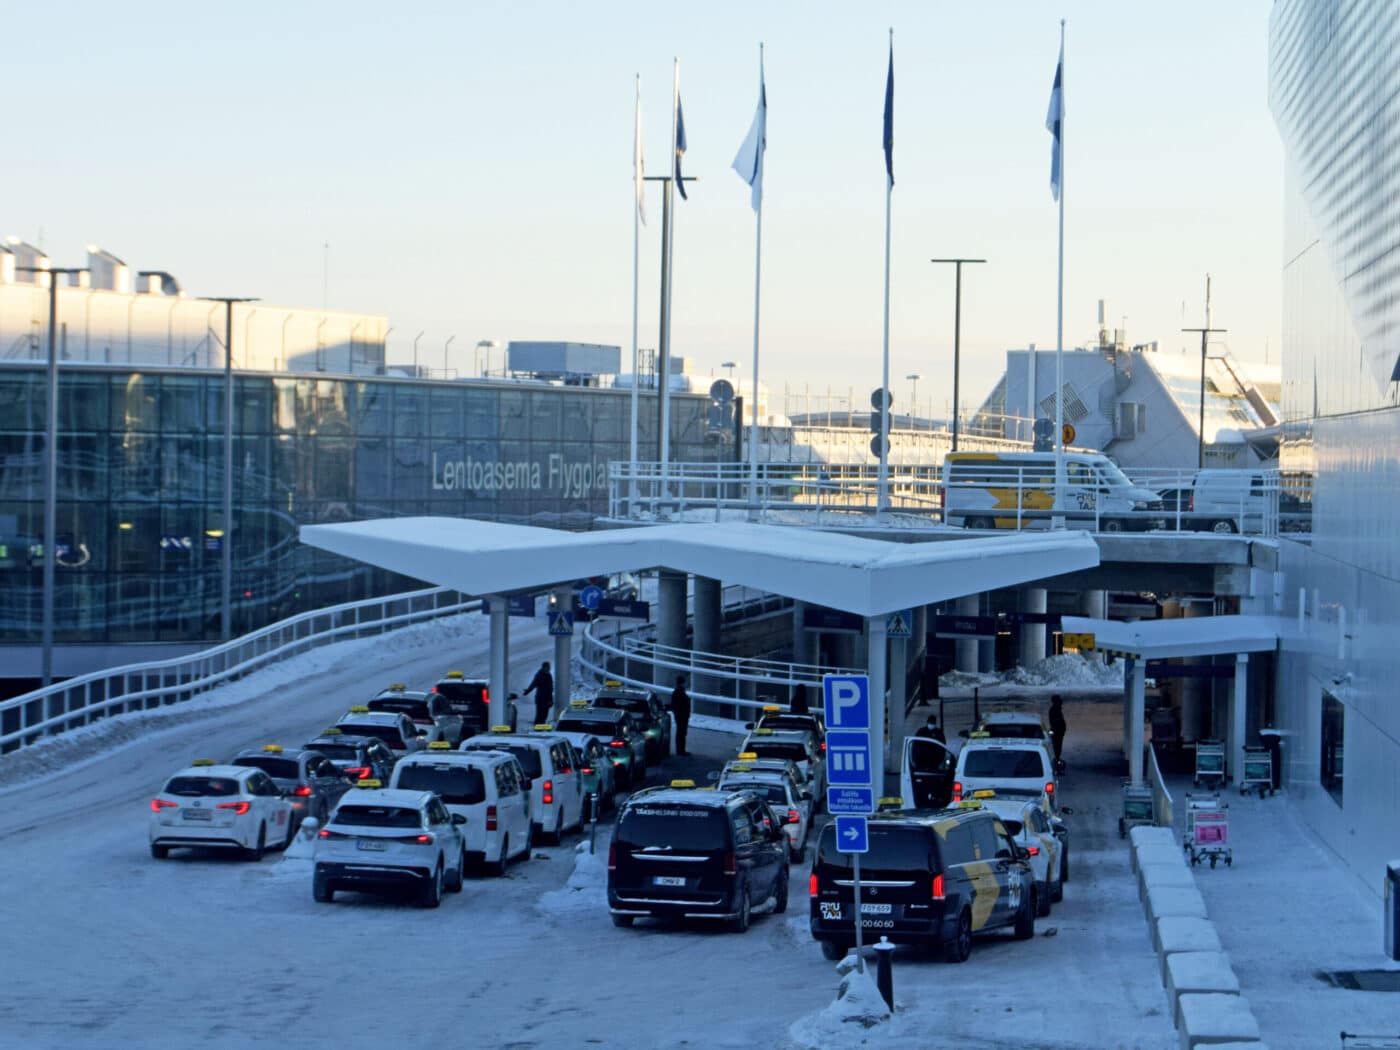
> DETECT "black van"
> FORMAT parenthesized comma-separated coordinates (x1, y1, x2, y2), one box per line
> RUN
(809, 807, 1036, 962)
(608, 782, 789, 932)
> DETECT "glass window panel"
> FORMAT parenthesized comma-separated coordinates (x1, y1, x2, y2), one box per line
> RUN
(271, 379, 298, 434)
(355, 437, 393, 503)
(356, 382, 392, 436)
(394, 387, 427, 437)
(233, 436, 273, 504)
(54, 575, 108, 643)
(0, 433, 44, 499)
(431, 388, 465, 439)
(108, 435, 162, 501)
(314, 436, 354, 503)
(59, 374, 109, 432)
(393, 438, 432, 501)
(530, 391, 561, 440)
(0, 372, 44, 431)
(466, 388, 499, 438)
(234, 377, 271, 435)
(56, 500, 105, 571)
(499, 390, 529, 440)
(560, 394, 593, 442)
(57, 435, 105, 500)
(111, 373, 160, 434)
(111, 505, 162, 573)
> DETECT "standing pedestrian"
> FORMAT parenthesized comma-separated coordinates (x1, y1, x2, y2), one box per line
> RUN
(523, 661, 554, 726)
(1048, 694, 1067, 769)
(671, 674, 692, 756)
(914, 713, 947, 745)
(790, 683, 810, 715)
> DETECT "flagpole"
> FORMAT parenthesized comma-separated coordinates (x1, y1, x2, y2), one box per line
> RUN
(1053, 19, 1067, 529)
(629, 73, 642, 516)
(660, 57, 679, 509)
(748, 44, 765, 515)
(878, 28, 893, 519)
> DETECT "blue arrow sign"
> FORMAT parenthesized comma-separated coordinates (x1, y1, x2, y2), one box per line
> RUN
(579, 585, 604, 611)
(827, 786, 875, 815)
(826, 730, 874, 787)
(822, 674, 870, 730)
(547, 610, 575, 637)
(835, 815, 869, 854)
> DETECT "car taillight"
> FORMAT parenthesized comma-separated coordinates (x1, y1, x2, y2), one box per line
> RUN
(724, 852, 737, 876)
(292, 785, 313, 797)
(486, 805, 498, 832)
(787, 808, 801, 825)
(952, 781, 962, 802)
(932, 873, 945, 900)
(543, 780, 554, 805)
(217, 801, 251, 815)
(607, 845, 617, 871)
(345, 767, 370, 780)
(1188, 493, 1194, 512)
(809, 873, 819, 897)
(414, 834, 432, 844)
(582, 767, 594, 775)
(609, 740, 626, 747)
(1045, 782, 1055, 796)
(1027, 845, 1040, 856)
(318, 828, 347, 839)
(151, 798, 176, 812)
(482, 688, 490, 705)
(820, 741, 826, 752)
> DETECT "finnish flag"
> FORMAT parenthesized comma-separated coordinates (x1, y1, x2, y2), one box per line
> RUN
(1046, 44, 1063, 202)
(731, 58, 767, 212)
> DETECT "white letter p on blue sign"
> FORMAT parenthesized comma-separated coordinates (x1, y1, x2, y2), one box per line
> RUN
(822, 674, 870, 730)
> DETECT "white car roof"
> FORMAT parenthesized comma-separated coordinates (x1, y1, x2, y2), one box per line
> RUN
(719, 773, 793, 795)
(556, 731, 604, 750)
(336, 788, 433, 809)
(398, 750, 498, 768)
(978, 798, 1037, 820)
(461, 733, 550, 750)
(170, 764, 253, 781)
(339, 711, 407, 726)
(981, 711, 1044, 726)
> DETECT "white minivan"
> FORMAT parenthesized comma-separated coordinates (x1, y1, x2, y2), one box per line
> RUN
(942, 451, 1163, 532)
(389, 744, 532, 875)
(952, 737, 1059, 809)
(1188, 469, 1274, 534)
(460, 729, 585, 844)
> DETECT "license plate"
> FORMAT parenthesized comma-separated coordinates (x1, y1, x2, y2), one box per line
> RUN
(356, 839, 387, 851)
(653, 875, 685, 887)
(182, 809, 211, 821)
(861, 903, 892, 915)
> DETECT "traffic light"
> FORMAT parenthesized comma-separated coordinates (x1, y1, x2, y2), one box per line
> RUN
(870, 388, 892, 456)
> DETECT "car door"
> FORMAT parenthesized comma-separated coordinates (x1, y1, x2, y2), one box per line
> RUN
(902, 736, 956, 809)
(986, 818, 1026, 926)
(504, 761, 531, 849)
(250, 772, 288, 835)
(965, 818, 1007, 930)
(554, 742, 582, 827)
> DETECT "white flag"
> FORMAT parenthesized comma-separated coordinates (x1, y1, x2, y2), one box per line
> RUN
(634, 75, 646, 225)
(731, 58, 766, 212)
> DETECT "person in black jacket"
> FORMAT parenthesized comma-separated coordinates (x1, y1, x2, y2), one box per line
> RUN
(790, 684, 810, 715)
(523, 661, 554, 725)
(914, 714, 947, 745)
(1048, 694, 1067, 768)
(670, 675, 692, 756)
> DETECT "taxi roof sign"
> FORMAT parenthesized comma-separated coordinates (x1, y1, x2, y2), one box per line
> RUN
(877, 796, 904, 809)
(604, 679, 622, 687)
(969, 730, 991, 739)
(428, 740, 452, 750)
(444, 670, 464, 679)
(385, 683, 406, 691)
(261, 744, 283, 753)
(753, 728, 774, 736)
(569, 699, 590, 707)
(728, 764, 752, 773)
(355, 779, 383, 789)
(349, 705, 370, 714)
(737, 752, 759, 760)
(191, 758, 216, 767)
(320, 727, 342, 735)
(762, 704, 781, 713)
(490, 725, 513, 733)
(669, 779, 697, 789)
(533, 723, 553, 732)
(955, 799, 983, 809)
(972, 789, 997, 799)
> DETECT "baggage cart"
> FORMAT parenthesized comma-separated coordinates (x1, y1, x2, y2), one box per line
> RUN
(1239, 745, 1275, 797)
(1184, 792, 1231, 868)
(1119, 781, 1154, 839)
(1193, 738, 1227, 788)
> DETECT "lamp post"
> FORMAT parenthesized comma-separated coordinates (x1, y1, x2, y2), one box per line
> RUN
(905, 373, 921, 428)
(201, 296, 259, 642)
(1182, 324, 1226, 468)
(280, 313, 295, 371)
(18, 264, 87, 686)
(930, 257, 986, 451)
(444, 335, 456, 379)
(413, 330, 425, 376)
(476, 339, 499, 378)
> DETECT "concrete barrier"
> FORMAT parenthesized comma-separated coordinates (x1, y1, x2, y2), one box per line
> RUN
(1140, 861, 1199, 906)
(1165, 951, 1241, 1026)
(1155, 915, 1222, 961)
(1130, 824, 1177, 852)
(1176, 992, 1261, 1049)
(1146, 885, 1208, 930)
(1134, 839, 1186, 876)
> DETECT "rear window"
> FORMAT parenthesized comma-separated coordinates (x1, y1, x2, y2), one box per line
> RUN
(370, 698, 431, 720)
(395, 764, 486, 805)
(593, 696, 648, 717)
(748, 742, 807, 762)
(164, 776, 241, 797)
(558, 718, 622, 737)
(466, 744, 541, 779)
(435, 681, 487, 706)
(983, 724, 1045, 739)
(334, 805, 421, 829)
(311, 744, 359, 762)
(818, 824, 935, 872)
(232, 757, 301, 779)
(616, 805, 729, 851)
(962, 749, 1046, 779)
(719, 781, 788, 805)
(339, 724, 405, 750)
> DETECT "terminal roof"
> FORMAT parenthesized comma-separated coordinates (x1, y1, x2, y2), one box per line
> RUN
(1060, 614, 1278, 660)
(301, 518, 1099, 618)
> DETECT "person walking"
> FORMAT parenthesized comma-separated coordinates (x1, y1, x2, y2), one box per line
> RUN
(914, 714, 946, 745)
(1048, 694, 1067, 769)
(790, 683, 810, 715)
(523, 661, 554, 726)
(670, 674, 692, 756)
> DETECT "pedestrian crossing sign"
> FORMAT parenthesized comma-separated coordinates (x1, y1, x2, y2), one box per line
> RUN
(886, 610, 912, 638)
(547, 610, 575, 637)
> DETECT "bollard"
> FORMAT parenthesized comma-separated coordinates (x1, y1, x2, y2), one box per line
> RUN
(588, 793, 600, 855)
(873, 936, 895, 1011)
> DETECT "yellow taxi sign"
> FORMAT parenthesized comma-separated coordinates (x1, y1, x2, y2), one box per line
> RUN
(753, 728, 774, 736)
(385, 683, 406, 691)
(191, 758, 216, 767)
(349, 706, 370, 714)
(355, 779, 383, 789)
(428, 740, 452, 750)
(955, 799, 983, 810)
(737, 752, 759, 760)
(569, 699, 590, 708)
(669, 779, 697, 789)
(1062, 632, 1096, 651)
(969, 731, 991, 739)
(877, 796, 904, 810)
(444, 670, 465, 679)
(728, 764, 752, 773)
(972, 789, 997, 799)
(604, 680, 622, 687)
(762, 704, 781, 713)
(261, 744, 283, 753)
(490, 725, 513, 733)
(533, 723, 553, 732)
(320, 727, 342, 735)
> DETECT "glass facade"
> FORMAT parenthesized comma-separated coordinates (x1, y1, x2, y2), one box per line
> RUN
(0, 364, 714, 644)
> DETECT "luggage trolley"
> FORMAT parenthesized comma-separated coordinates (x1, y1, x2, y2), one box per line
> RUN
(1193, 739, 1227, 789)
(1184, 792, 1232, 868)
(1119, 780, 1155, 839)
(1239, 745, 1275, 797)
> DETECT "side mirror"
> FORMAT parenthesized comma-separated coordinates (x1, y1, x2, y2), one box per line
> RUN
(996, 847, 1012, 860)
(705, 771, 720, 782)
(451, 813, 467, 825)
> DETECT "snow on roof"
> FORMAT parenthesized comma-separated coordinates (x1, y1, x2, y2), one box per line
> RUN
(299, 518, 1100, 618)
(1060, 614, 1278, 660)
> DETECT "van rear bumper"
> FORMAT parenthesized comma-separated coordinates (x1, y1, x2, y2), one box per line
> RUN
(609, 888, 740, 921)
(809, 907, 957, 947)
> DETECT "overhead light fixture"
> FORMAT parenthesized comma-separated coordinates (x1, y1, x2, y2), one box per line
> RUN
(205, 528, 225, 538)
(117, 521, 134, 531)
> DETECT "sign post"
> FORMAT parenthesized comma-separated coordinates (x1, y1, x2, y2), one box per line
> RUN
(823, 673, 874, 971)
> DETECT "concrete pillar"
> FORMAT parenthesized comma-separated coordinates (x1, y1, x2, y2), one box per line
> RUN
(1231, 654, 1248, 785)
(1081, 590, 1107, 619)
(792, 601, 819, 667)
(488, 598, 510, 729)
(1019, 587, 1048, 668)
(868, 615, 890, 788)
(656, 570, 688, 686)
(1180, 600, 1207, 742)
(692, 576, 722, 700)
(552, 586, 573, 713)
(1127, 655, 1146, 785)
(889, 629, 908, 778)
(912, 605, 928, 662)
(955, 593, 980, 673)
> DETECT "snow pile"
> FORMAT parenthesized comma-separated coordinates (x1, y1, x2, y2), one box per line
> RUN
(939, 653, 1124, 695)
(788, 956, 892, 1048)
(266, 823, 318, 882)
(536, 840, 609, 916)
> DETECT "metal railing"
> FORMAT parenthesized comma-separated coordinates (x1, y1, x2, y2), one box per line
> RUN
(0, 587, 476, 754)
(1147, 742, 1175, 830)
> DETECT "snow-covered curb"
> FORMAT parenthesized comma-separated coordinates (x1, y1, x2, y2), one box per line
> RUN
(788, 955, 893, 1048)
(537, 840, 609, 915)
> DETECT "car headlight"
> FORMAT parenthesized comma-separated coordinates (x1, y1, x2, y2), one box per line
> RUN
(1132, 500, 1149, 511)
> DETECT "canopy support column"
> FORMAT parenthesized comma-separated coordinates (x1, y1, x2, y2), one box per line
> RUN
(1127, 655, 1146, 786)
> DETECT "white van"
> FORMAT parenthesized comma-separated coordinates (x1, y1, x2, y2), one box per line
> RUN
(459, 729, 585, 844)
(389, 745, 533, 876)
(942, 451, 1163, 532)
(952, 736, 1059, 809)
(1188, 469, 1274, 533)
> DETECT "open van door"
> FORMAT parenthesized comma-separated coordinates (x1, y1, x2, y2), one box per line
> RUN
(901, 736, 957, 810)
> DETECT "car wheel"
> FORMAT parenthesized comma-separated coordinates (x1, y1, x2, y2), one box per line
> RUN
(489, 836, 509, 878)
(944, 909, 972, 963)
(611, 914, 635, 928)
(820, 940, 847, 962)
(247, 824, 266, 862)
(446, 849, 465, 892)
(790, 841, 804, 863)
(283, 814, 296, 850)
(1051, 872, 1064, 903)
(549, 812, 564, 845)
(1211, 519, 1238, 534)
(1037, 879, 1052, 917)
(967, 516, 994, 531)
(313, 869, 334, 903)
(729, 889, 751, 933)
(774, 869, 789, 915)
(1014, 888, 1036, 940)
(1101, 518, 1126, 533)
(1060, 846, 1070, 884)
(420, 861, 443, 908)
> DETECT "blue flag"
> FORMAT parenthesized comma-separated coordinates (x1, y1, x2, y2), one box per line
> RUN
(1046, 45, 1063, 202)
(675, 94, 688, 200)
(882, 42, 894, 186)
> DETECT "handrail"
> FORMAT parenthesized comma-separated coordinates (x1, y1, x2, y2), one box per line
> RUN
(0, 587, 476, 754)
(1146, 742, 1175, 831)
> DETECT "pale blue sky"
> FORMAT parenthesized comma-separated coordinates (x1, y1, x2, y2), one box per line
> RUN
(8, 1, 1281, 417)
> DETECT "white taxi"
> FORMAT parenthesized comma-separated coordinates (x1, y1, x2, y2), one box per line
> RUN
(149, 759, 294, 860)
(336, 707, 429, 757)
(460, 725, 584, 844)
(716, 763, 814, 860)
(972, 789, 1064, 916)
(313, 782, 468, 907)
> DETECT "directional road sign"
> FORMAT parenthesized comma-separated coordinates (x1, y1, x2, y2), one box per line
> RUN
(827, 786, 876, 816)
(578, 585, 604, 612)
(835, 815, 869, 854)
(547, 610, 575, 637)
(822, 674, 871, 731)
(826, 730, 874, 787)
(596, 597, 650, 620)
(483, 594, 537, 617)
(885, 609, 911, 638)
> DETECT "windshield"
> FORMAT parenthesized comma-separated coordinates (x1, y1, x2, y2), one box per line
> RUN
(334, 805, 422, 829)
(719, 781, 788, 805)
(232, 757, 301, 780)
(982, 723, 1046, 740)
(310, 745, 359, 763)
(466, 744, 541, 778)
(163, 776, 240, 797)
(338, 724, 406, 750)
(1096, 460, 1134, 487)
(395, 764, 486, 805)
(748, 742, 808, 763)
(962, 749, 1046, 779)
(616, 806, 728, 851)
(435, 682, 487, 708)
(369, 698, 432, 720)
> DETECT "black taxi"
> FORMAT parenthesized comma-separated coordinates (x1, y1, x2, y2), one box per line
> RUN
(608, 780, 789, 933)
(808, 802, 1037, 962)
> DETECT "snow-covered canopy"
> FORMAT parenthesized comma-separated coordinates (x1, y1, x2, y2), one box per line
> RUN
(1060, 614, 1278, 660)
(300, 518, 1100, 618)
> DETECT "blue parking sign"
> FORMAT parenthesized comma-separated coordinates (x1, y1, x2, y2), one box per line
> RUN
(822, 674, 870, 730)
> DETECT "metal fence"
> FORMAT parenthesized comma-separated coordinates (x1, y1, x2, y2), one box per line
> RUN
(0, 587, 475, 754)
(1147, 741, 1176, 830)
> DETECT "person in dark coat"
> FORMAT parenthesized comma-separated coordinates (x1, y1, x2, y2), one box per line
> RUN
(523, 661, 554, 725)
(1048, 694, 1067, 766)
(790, 684, 810, 715)
(914, 714, 947, 745)
(670, 675, 692, 756)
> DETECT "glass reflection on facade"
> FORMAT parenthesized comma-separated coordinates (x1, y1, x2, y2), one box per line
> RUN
(0, 364, 714, 645)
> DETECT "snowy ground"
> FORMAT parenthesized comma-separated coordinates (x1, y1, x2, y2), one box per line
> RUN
(7, 615, 1350, 1050)
(939, 651, 1125, 697)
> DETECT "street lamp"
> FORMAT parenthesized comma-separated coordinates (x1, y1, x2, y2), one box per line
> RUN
(475, 339, 499, 377)
(444, 335, 456, 378)
(413, 330, 425, 376)
(721, 361, 737, 382)
(18, 264, 88, 686)
(905, 373, 921, 427)
(930, 257, 986, 451)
